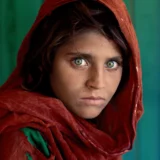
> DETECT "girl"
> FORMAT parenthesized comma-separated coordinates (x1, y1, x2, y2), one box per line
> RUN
(0, 0, 143, 159)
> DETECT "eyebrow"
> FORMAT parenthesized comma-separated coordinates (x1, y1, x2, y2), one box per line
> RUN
(65, 52, 123, 62)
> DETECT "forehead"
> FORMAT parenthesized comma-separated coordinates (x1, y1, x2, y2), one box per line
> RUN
(57, 31, 122, 59)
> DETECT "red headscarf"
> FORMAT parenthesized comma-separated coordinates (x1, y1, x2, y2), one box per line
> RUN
(0, 0, 143, 159)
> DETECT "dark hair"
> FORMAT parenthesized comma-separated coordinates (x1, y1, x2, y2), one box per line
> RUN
(21, 1, 130, 96)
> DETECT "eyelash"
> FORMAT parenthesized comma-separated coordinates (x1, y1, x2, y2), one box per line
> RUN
(71, 57, 88, 67)
(71, 57, 122, 69)
(105, 60, 122, 70)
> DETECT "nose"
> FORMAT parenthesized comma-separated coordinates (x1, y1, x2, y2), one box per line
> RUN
(86, 67, 105, 89)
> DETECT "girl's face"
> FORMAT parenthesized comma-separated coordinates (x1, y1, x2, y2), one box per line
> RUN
(50, 31, 123, 119)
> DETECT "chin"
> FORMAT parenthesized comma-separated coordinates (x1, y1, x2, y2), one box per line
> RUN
(77, 110, 102, 119)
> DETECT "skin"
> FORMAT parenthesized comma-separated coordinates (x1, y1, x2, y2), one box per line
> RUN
(50, 31, 123, 119)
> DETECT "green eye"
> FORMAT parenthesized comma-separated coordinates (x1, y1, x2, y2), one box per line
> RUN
(73, 58, 87, 66)
(107, 61, 114, 68)
(106, 61, 118, 69)
(75, 59, 83, 65)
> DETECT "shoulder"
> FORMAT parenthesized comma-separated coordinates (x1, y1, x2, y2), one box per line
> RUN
(21, 127, 50, 158)
(0, 127, 50, 160)
(0, 89, 61, 110)
(0, 89, 50, 114)
(0, 89, 44, 104)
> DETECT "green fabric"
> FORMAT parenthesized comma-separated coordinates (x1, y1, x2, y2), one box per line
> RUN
(26, 153, 32, 160)
(21, 127, 50, 159)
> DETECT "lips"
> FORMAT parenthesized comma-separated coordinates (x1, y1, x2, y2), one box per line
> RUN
(80, 96, 105, 106)
(82, 96, 105, 100)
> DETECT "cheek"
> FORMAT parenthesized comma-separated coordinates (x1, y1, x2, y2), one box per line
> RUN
(50, 64, 85, 98)
(115, 69, 123, 83)
(107, 69, 123, 90)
